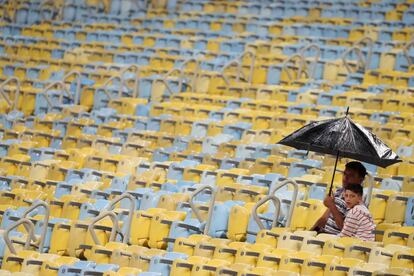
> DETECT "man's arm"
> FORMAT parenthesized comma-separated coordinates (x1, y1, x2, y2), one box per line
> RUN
(329, 203, 344, 230)
(311, 209, 329, 230)
(324, 196, 345, 230)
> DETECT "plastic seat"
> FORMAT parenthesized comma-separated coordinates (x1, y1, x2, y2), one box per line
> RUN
(348, 262, 389, 276)
(373, 267, 414, 276)
(301, 233, 337, 255)
(110, 245, 147, 268)
(190, 258, 230, 276)
(382, 227, 414, 246)
(344, 241, 380, 262)
(148, 252, 188, 276)
(193, 238, 231, 259)
(301, 255, 340, 276)
(325, 257, 365, 276)
(384, 194, 411, 224)
(208, 201, 244, 238)
(323, 237, 362, 257)
(391, 248, 414, 271)
(369, 190, 397, 224)
(278, 251, 316, 274)
(171, 234, 209, 256)
(290, 200, 326, 231)
(234, 243, 273, 266)
(130, 249, 165, 271)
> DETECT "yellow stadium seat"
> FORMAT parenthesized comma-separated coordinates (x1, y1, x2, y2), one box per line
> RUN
(234, 243, 273, 266)
(344, 241, 379, 262)
(290, 200, 327, 230)
(301, 233, 337, 255)
(148, 210, 186, 249)
(49, 222, 71, 256)
(384, 194, 412, 224)
(383, 227, 414, 246)
(129, 208, 164, 247)
(40, 256, 79, 276)
(104, 267, 142, 276)
(391, 248, 414, 270)
(255, 227, 291, 248)
(369, 190, 398, 224)
(172, 235, 210, 257)
(278, 251, 316, 274)
(129, 248, 164, 271)
(111, 245, 148, 268)
(301, 255, 341, 276)
(256, 248, 292, 271)
(323, 237, 362, 257)
(325, 257, 365, 276)
(350, 262, 390, 275)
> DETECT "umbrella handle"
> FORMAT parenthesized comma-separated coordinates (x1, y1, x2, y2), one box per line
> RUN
(328, 151, 340, 196)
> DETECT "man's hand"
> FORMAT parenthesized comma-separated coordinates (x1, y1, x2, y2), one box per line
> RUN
(323, 195, 345, 230)
(323, 195, 335, 210)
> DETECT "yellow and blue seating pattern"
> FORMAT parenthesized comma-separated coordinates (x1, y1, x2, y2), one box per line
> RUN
(0, 0, 412, 275)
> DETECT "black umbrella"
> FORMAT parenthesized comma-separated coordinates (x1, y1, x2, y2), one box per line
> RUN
(278, 110, 401, 195)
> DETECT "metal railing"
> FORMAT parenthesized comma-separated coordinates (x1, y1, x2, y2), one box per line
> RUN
(189, 184, 217, 235)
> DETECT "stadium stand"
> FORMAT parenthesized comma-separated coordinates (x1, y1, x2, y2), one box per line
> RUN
(0, 0, 412, 275)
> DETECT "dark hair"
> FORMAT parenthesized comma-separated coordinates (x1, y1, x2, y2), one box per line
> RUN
(345, 183, 363, 196)
(345, 161, 367, 179)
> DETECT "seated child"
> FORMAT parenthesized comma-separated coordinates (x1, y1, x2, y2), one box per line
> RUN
(339, 184, 375, 241)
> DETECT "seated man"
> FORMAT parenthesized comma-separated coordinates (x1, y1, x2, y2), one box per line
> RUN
(313, 161, 367, 234)
(339, 184, 375, 241)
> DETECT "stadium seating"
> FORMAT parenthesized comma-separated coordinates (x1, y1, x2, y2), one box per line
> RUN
(0, 0, 413, 275)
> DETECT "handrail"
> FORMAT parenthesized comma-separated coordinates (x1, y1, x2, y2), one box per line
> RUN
(252, 195, 281, 230)
(403, 39, 414, 66)
(180, 58, 200, 92)
(131, 0, 147, 10)
(62, 70, 82, 105)
(120, 65, 140, 98)
(41, 81, 73, 107)
(22, 201, 49, 253)
(152, 77, 175, 102)
(300, 44, 321, 79)
(100, 75, 124, 101)
(341, 46, 366, 74)
(0, 77, 20, 110)
(105, 193, 135, 244)
(189, 184, 216, 235)
(221, 60, 243, 85)
(88, 211, 119, 246)
(39, 0, 60, 21)
(281, 54, 305, 81)
(238, 50, 255, 84)
(354, 37, 374, 71)
(4, 218, 36, 255)
(269, 179, 299, 227)
(1, 2, 13, 22)
(164, 68, 184, 92)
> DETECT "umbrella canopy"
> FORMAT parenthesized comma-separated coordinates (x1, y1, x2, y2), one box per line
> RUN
(278, 116, 401, 168)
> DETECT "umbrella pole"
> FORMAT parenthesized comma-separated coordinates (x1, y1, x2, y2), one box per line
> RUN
(328, 151, 340, 195)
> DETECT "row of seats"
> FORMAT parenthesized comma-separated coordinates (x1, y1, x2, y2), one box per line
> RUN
(0, 0, 413, 275)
